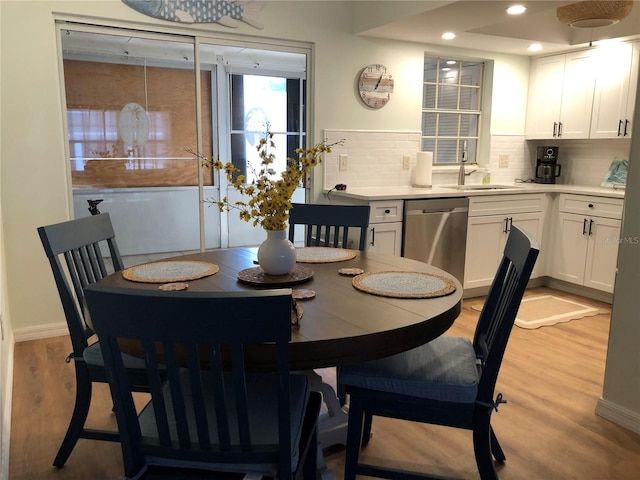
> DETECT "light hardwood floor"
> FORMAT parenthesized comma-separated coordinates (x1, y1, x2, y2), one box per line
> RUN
(9, 287, 640, 479)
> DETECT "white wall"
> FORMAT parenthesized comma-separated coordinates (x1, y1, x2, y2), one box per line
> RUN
(597, 78, 640, 431)
(0, 4, 14, 473)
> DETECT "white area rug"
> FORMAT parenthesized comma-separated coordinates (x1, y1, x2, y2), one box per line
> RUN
(471, 294, 607, 329)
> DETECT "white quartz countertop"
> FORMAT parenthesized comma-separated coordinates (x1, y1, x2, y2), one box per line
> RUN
(324, 183, 625, 201)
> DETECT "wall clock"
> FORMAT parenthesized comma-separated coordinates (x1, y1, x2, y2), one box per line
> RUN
(358, 64, 394, 109)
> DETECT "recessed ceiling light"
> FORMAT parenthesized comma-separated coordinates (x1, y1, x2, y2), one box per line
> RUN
(507, 5, 527, 15)
(446, 60, 457, 65)
(442, 67, 451, 71)
(528, 43, 543, 51)
(441, 32, 456, 40)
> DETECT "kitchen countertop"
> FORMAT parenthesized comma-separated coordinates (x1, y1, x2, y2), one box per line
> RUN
(324, 182, 625, 201)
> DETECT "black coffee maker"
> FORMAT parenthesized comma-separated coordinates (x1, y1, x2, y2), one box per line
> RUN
(535, 146, 561, 184)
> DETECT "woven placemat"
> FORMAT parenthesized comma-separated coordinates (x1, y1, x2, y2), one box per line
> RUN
(295, 247, 357, 263)
(237, 265, 314, 286)
(122, 261, 219, 283)
(352, 271, 456, 299)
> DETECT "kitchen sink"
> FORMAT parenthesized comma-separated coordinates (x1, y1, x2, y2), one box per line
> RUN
(441, 184, 520, 191)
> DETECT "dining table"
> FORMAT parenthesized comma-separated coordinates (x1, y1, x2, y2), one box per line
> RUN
(96, 245, 463, 478)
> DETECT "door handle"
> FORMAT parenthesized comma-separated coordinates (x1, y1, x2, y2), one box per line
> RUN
(618, 119, 623, 137)
(370, 227, 375, 246)
(558, 122, 563, 137)
(503, 217, 509, 233)
(624, 120, 630, 137)
(583, 218, 588, 235)
(588, 219, 594, 236)
(553, 122, 558, 137)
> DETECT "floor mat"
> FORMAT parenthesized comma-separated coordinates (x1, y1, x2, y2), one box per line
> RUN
(470, 294, 607, 329)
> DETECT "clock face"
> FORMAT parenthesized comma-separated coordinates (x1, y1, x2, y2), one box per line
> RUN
(359, 64, 394, 109)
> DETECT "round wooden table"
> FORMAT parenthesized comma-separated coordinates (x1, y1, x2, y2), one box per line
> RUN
(97, 246, 463, 467)
(99, 247, 463, 370)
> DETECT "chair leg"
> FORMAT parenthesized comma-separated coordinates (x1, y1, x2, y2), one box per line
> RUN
(473, 416, 499, 480)
(53, 365, 93, 467)
(490, 427, 506, 462)
(361, 411, 373, 446)
(344, 395, 365, 480)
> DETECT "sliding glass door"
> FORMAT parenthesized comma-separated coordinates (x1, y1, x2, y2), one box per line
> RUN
(58, 23, 309, 255)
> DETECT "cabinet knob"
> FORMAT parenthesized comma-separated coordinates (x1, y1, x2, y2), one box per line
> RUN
(384, 209, 391, 214)
(588, 204, 594, 208)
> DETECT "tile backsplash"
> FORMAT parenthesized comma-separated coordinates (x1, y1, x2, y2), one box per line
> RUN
(323, 129, 631, 189)
(323, 130, 421, 189)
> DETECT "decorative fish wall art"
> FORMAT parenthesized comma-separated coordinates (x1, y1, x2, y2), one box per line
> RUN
(122, 0, 264, 29)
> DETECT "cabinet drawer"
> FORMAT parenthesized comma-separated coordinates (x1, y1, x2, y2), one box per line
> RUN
(558, 194, 623, 219)
(469, 194, 544, 217)
(369, 200, 403, 224)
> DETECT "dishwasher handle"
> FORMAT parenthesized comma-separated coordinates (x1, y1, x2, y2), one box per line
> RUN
(405, 207, 469, 215)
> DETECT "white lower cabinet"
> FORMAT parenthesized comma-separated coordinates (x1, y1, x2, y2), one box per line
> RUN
(552, 195, 623, 293)
(366, 200, 403, 256)
(464, 194, 545, 289)
(367, 221, 402, 255)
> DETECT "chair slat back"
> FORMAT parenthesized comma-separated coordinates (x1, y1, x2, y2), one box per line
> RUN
(288, 203, 371, 251)
(84, 285, 296, 478)
(473, 226, 539, 402)
(38, 213, 124, 355)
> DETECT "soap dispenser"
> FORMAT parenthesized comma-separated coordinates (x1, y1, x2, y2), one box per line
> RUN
(482, 166, 491, 185)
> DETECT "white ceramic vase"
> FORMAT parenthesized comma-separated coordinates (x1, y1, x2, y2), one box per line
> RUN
(257, 229, 297, 275)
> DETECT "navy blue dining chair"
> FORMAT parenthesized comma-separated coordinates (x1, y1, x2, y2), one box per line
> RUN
(84, 285, 321, 480)
(288, 203, 370, 251)
(338, 226, 539, 480)
(38, 213, 154, 467)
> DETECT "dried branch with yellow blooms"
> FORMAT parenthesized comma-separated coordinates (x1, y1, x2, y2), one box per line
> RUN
(193, 132, 343, 231)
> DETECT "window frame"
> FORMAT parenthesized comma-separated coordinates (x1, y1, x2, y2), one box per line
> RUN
(421, 55, 485, 166)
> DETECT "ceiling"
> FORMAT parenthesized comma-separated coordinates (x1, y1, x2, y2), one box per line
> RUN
(356, 1, 640, 56)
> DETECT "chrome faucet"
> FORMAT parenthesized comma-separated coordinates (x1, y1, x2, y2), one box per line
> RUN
(457, 141, 476, 185)
(458, 162, 466, 185)
(458, 141, 468, 185)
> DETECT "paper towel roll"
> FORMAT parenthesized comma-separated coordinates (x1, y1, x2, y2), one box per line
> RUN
(413, 151, 433, 187)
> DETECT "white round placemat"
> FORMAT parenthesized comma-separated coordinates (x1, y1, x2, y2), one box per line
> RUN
(122, 261, 219, 283)
(295, 247, 357, 263)
(352, 271, 456, 298)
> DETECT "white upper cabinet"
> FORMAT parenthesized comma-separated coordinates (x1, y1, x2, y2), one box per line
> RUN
(590, 42, 639, 139)
(526, 50, 595, 140)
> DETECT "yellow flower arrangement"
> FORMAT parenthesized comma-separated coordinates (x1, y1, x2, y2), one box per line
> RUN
(199, 132, 342, 231)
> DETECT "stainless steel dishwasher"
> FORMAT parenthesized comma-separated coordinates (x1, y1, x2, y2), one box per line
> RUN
(403, 197, 469, 284)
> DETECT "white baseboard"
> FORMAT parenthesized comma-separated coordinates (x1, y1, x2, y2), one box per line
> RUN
(1, 332, 15, 480)
(596, 397, 640, 434)
(13, 322, 68, 342)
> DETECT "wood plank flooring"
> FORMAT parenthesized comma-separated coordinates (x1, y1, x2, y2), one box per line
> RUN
(8, 287, 640, 479)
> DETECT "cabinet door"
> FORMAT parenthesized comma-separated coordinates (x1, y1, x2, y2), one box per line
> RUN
(367, 222, 402, 256)
(590, 42, 634, 139)
(584, 217, 621, 293)
(558, 50, 595, 139)
(464, 216, 508, 289)
(526, 54, 565, 139)
(552, 212, 589, 285)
